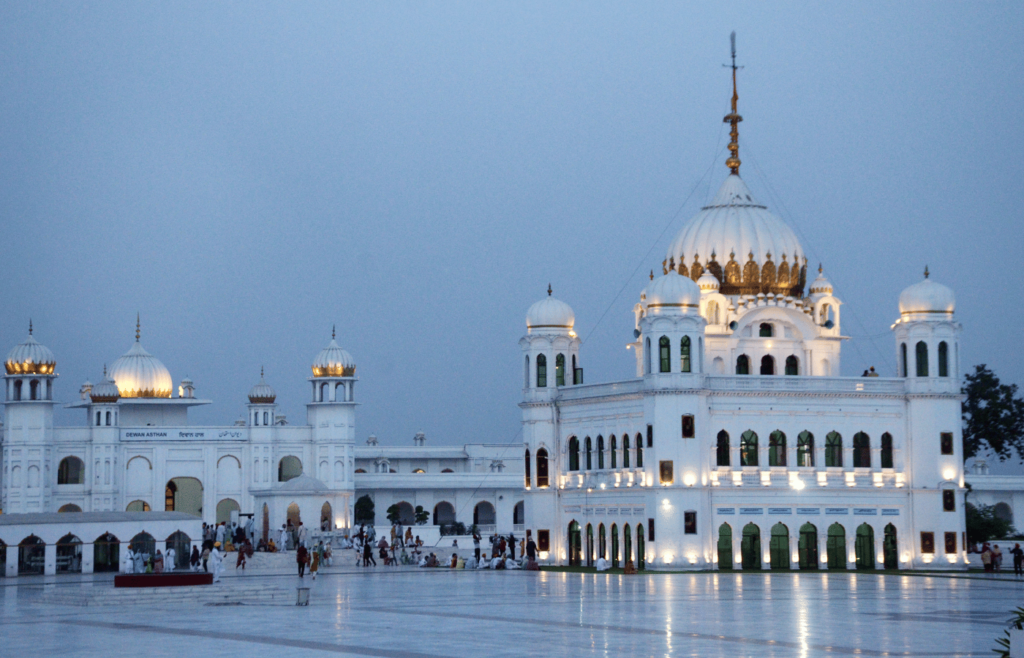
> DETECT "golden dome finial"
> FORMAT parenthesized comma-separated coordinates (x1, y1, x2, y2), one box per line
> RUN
(924, 265, 929, 279)
(649, 270, 654, 281)
(818, 263, 823, 274)
(28, 319, 33, 336)
(332, 324, 336, 340)
(260, 365, 264, 378)
(547, 283, 552, 296)
(135, 313, 140, 342)
(723, 31, 743, 175)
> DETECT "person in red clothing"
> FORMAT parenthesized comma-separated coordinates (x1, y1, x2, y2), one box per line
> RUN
(297, 544, 309, 577)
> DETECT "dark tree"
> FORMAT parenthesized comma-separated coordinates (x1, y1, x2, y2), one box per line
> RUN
(965, 502, 1016, 545)
(354, 495, 375, 524)
(386, 504, 401, 525)
(962, 365, 1024, 461)
(414, 505, 429, 525)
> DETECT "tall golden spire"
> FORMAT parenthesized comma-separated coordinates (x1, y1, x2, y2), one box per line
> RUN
(723, 31, 743, 175)
(135, 313, 140, 342)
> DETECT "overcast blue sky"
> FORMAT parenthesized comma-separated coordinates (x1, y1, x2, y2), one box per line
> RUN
(2, 3, 1022, 463)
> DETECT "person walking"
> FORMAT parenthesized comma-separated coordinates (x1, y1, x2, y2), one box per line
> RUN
(216, 522, 226, 547)
(297, 544, 309, 578)
(1011, 543, 1024, 577)
(210, 543, 225, 583)
(993, 544, 1004, 572)
(190, 545, 200, 572)
(310, 543, 321, 580)
(124, 545, 135, 574)
(279, 524, 290, 554)
(508, 533, 516, 560)
(298, 522, 309, 549)
(981, 544, 993, 572)
(201, 544, 211, 573)
(362, 540, 374, 567)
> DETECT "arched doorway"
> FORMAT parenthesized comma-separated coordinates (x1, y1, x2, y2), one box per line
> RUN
(718, 524, 733, 569)
(166, 531, 191, 570)
(637, 524, 645, 570)
(513, 501, 524, 526)
(741, 524, 761, 570)
(286, 503, 301, 531)
(216, 498, 239, 525)
(883, 524, 898, 569)
(586, 524, 594, 567)
(19, 536, 45, 575)
(624, 525, 632, 567)
(94, 533, 119, 573)
(165, 477, 203, 517)
(433, 502, 456, 526)
(611, 524, 619, 568)
(598, 524, 606, 559)
(58, 503, 82, 513)
(321, 502, 333, 531)
(855, 524, 875, 570)
(131, 532, 156, 560)
(126, 500, 151, 512)
(56, 534, 83, 573)
(827, 524, 846, 570)
(473, 501, 495, 527)
(799, 523, 818, 570)
(395, 501, 415, 526)
(568, 521, 581, 567)
(278, 456, 302, 482)
(769, 523, 790, 570)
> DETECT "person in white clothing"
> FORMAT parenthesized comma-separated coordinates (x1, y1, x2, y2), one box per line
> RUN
(297, 522, 309, 548)
(279, 525, 289, 553)
(124, 547, 135, 574)
(595, 556, 610, 571)
(215, 523, 226, 546)
(165, 547, 176, 572)
(210, 542, 225, 582)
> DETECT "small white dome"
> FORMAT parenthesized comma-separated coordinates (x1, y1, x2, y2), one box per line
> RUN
(645, 270, 701, 311)
(899, 269, 955, 318)
(312, 329, 356, 377)
(808, 265, 833, 296)
(277, 473, 331, 493)
(90, 369, 121, 403)
(109, 339, 173, 398)
(5, 324, 56, 375)
(697, 269, 721, 293)
(526, 287, 575, 332)
(248, 369, 276, 404)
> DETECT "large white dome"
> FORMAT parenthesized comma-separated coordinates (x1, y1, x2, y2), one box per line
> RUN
(526, 289, 575, 332)
(109, 340, 173, 398)
(665, 175, 806, 296)
(645, 271, 701, 311)
(312, 330, 356, 377)
(248, 369, 276, 403)
(899, 271, 955, 319)
(5, 324, 56, 375)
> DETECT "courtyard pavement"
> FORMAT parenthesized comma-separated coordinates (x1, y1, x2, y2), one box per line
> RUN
(1, 566, 1020, 657)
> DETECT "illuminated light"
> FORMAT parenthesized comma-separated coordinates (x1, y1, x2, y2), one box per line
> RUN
(946, 554, 958, 564)
(539, 551, 549, 561)
(683, 473, 696, 487)
(599, 483, 605, 490)
(662, 498, 671, 507)
(821, 553, 827, 563)
(688, 553, 698, 565)
(943, 469, 956, 481)
(663, 554, 674, 564)
(792, 552, 799, 562)
(922, 554, 934, 564)
(791, 478, 805, 490)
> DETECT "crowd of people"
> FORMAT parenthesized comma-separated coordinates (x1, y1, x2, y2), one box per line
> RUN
(976, 542, 1024, 575)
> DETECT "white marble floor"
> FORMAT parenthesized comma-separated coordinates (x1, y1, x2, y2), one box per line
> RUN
(1, 568, 1020, 657)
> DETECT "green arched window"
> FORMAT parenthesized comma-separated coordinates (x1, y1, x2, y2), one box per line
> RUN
(915, 341, 928, 377)
(825, 431, 843, 467)
(797, 431, 814, 467)
(584, 436, 592, 470)
(938, 342, 949, 377)
(567, 436, 579, 471)
(536, 354, 547, 387)
(597, 435, 605, 469)
(680, 336, 691, 373)
(900, 343, 908, 377)
(736, 354, 750, 375)
(622, 435, 630, 469)
(659, 337, 671, 373)
(785, 355, 799, 376)
(769, 431, 786, 467)
(635, 433, 643, 468)
(740, 430, 758, 466)
(555, 354, 566, 386)
(716, 430, 730, 467)
(880, 432, 894, 469)
(853, 432, 871, 468)
(610, 436, 617, 469)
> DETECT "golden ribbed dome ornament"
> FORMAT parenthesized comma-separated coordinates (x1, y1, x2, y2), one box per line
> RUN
(723, 31, 743, 175)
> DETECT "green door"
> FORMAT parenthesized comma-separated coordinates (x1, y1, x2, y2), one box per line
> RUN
(769, 524, 790, 570)
(624, 525, 632, 566)
(827, 524, 846, 570)
(741, 524, 761, 570)
(883, 524, 898, 569)
(798, 524, 818, 569)
(718, 524, 733, 570)
(611, 525, 619, 568)
(637, 525, 645, 570)
(855, 524, 875, 570)
(568, 522, 581, 567)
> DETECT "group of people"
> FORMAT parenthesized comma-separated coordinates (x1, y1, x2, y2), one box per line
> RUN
(123, 544, 174, 574)
(978, 542, 1024, 575)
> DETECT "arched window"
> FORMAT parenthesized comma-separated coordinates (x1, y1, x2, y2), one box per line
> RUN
(736, 354, 750, 375)
(597, 436, 605, 469)
(825, 432, 843, 468)
(610, 436, 617, 469)
(880, 432, 894, 469)
(253, 412, 259, 426)
(900, 343, 908, 377)
(799, 523, 818, 569)
(536, 448, 549, 487)
(644, 338, 651, 374)
(584, 437, 592, 470)
(611, 524, 619, 568)
(598, 524, 606, 559)
(278, 456, 302, 482)
(555, 354, 566, 386)
(58, 503, 82, 513)
(938, 341, 949, 377)
(680, 336, 691, 373)
(94, 532, 120, 573)
(855, 524, 875, 570)
(659, 336, 671, 373)
(769, 431, 786, 467)
(760, 355, 775, 375)
(524, 355, 530, 388)
(740, 430, 758, 466)
(622, 435, 630, 469)
(827, 523, 846, 569)
(883, 524, 898, 569)
(567, 437, 579, 471)
(635, 432, 644, 468)
(741, 524, 761, 569)
(759, 323, 773, 337)
(770, 523, 790, 569)
(105, 411, 111, 426)
(263, 411, 269, 425)
(785, 355, 799, 376)
(853, 432, 871, 468)
(14, 379, 22, 401)
(96, 411, 101, 426)
(434, 502, 456, 526)
(536, 354, 547, 387)
(915, 341, 928, 377)
(524, 449, 531, 488)
(707, 300, 720, 325)
(57, 456, 85, 485)
(797, 431, 814, 467)
(29, 380, 39, 400)
(716, 430, 730, 467)
(717, 523, 733, 569)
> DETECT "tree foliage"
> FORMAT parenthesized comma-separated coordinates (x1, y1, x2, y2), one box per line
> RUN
(354, 495, 375, 524)
(962, 365, 1024, 462)
(414, 505, 429, 525)
(386, 504, 401, 525)
(965, 502, 1016, 545)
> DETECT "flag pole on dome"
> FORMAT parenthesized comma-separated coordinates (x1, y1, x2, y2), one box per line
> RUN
(723, 31, 743, 175)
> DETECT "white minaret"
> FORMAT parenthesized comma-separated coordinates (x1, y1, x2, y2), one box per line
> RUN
(306, 327, 357, 528)
(2, 322, 58, 514)
(86, 367, 121, 512)
(894, 267, 965, 568)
